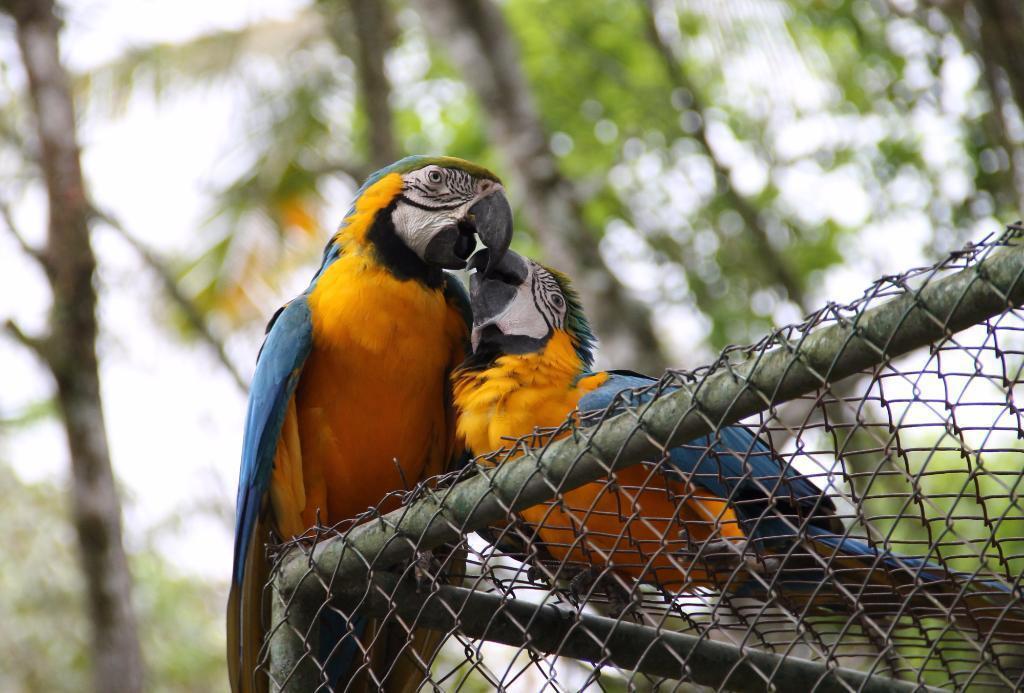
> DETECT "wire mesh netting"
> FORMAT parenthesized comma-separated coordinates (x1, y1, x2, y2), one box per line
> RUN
(260, 227, 1024, 692)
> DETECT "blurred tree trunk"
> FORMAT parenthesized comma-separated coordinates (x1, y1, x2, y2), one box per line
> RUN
(0, 1, 144, 691)
(941, 0, 1024, 212)
(412, 0, 669, 373)
(343, 0, 399, 169)
(961, 0, 1024, 114)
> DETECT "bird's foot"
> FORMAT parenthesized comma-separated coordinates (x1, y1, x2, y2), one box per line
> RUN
(567, 567, 642, 622)
(680, 537, 780, 580)
(566, 566, 596, 607)
(412, 549, 443, 593)
(526, 563, 550, 586)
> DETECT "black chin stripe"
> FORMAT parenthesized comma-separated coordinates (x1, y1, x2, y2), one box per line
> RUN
(448, 170, 475, 197)
(398, 194, 466, 212)
(365, 199, 444, 288)
(531, 272, 562, 329)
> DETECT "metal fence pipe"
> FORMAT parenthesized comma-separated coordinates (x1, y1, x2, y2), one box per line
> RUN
(332, 572, 944, 693)
(268, 585, 322, 692)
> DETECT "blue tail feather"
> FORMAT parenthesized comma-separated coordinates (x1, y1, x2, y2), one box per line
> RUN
(804, 525, 1014, 595)
(725, 524, 1023, 634)
(320, 611, 368, 688)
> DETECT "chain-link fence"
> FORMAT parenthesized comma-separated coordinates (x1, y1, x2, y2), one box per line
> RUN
(260, 227, 1024, 692)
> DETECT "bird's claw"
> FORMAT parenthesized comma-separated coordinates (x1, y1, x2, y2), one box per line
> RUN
(681, 537, 780, 579)
(412, 550, 442, 593)
(526, 563, 549, 585)
(567, 567, 642, 622)
(567, 568, 591, 607)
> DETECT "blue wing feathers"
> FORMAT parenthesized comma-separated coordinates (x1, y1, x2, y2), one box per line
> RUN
(577, 372, 657, 411)
(321, 612, 368, 686)
(232, 298, 314, 584)
(580, 374, 1016, 610)
(578, 373, 829, 532)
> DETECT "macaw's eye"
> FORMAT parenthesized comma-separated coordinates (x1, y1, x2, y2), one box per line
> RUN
(552, 294, 565, 309)
(427, 169, 443, 185)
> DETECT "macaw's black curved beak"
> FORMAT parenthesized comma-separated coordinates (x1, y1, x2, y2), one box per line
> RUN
(467, 247, 528, 285)
(467, 249, 540, 354)
(467, 188, 513, 277)
(467, 248, 529, 324)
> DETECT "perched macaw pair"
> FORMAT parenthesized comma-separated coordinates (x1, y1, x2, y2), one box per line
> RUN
(230, 157, 1020, 692)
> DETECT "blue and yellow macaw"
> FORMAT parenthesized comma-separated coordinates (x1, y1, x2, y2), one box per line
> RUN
(228, 156, 513, 692)
(453, 249, 1021, 633)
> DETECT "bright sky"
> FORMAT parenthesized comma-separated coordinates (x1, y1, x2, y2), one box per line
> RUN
(0, 0, 1011, 595)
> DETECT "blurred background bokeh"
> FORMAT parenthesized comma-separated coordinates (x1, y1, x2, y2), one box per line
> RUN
(1, 0, 1021, 690)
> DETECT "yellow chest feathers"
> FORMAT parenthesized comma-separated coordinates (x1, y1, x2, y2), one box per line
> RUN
(308, 250, 455, 364)
(453, 331, 607, 455)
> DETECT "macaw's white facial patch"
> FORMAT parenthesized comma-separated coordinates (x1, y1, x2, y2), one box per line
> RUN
(471, 261, 569, 351)
(402, 165, 479, 210)
(529, 265, 568, 330)
(392, 165, 483, 260)
(391, 202, 462, 258)
(495, 276, 551, 340)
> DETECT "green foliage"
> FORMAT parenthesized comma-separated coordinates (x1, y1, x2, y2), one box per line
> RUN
(847, 433, 1024, 686)
(77, 11, 326, 116)
(0, 464, 90, 692)
(860, 439, 1024, 578)
(64, 0, 1022, 353)
(0, 398, 56, 430)
(0, 463, 225, 692)
(134, 553, 226, 692)
(507, 0, 678, 176)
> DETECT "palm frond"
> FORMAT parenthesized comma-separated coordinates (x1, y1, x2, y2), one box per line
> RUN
(76, 8, 326, 115)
